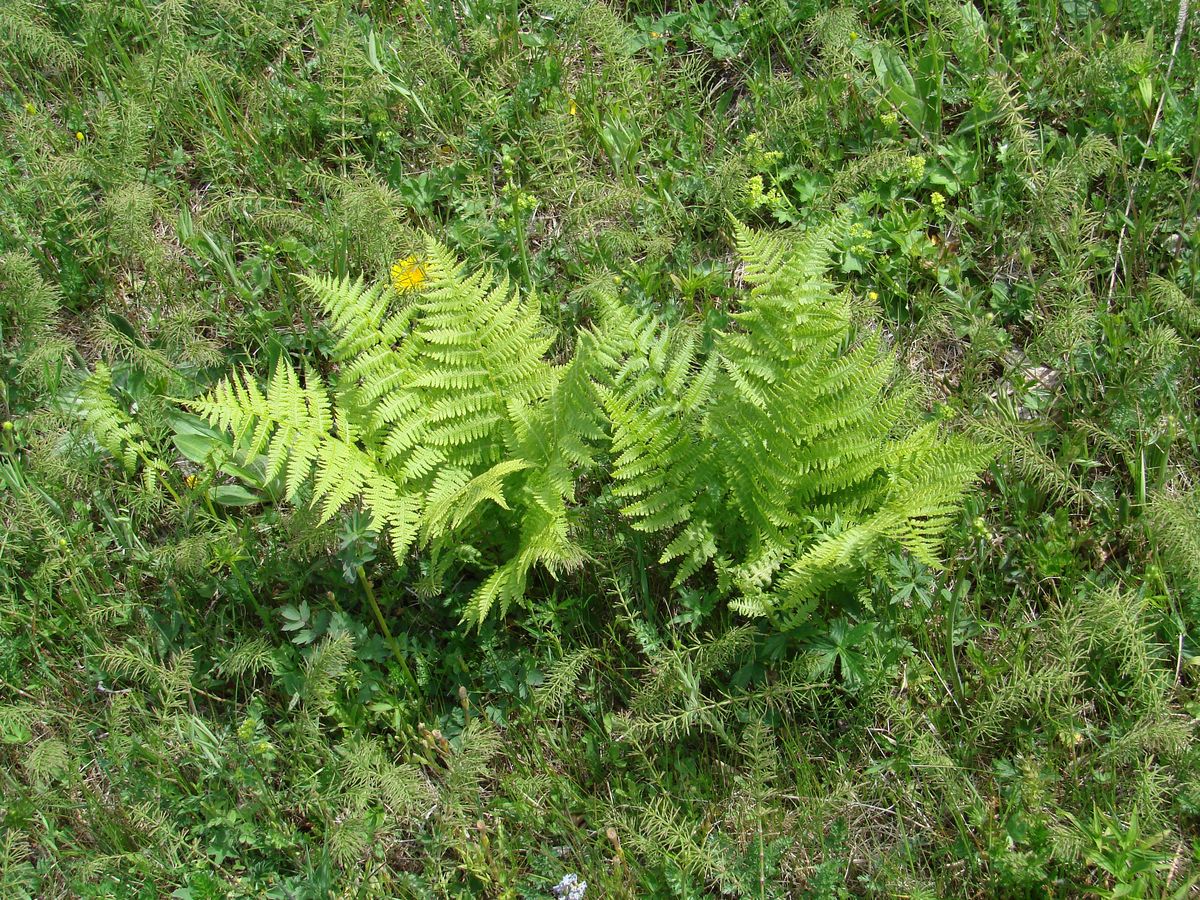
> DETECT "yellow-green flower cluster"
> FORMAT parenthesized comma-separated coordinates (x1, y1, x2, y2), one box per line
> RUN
(847, 220, 873, 254)
(746, 175, 784, 212)
(745, 132, 783, 169)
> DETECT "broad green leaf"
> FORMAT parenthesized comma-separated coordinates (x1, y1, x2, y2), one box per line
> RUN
(210, 484, 263, 506)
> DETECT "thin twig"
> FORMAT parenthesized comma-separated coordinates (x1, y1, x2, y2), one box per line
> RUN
(357, 564, 420, 694)
(1107, 0, 1191, 300)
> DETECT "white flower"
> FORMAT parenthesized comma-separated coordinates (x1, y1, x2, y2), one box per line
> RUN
(551, 873, 587, 900)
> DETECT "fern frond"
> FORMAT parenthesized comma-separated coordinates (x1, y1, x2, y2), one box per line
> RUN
(882, 428, 995, 564)
(75, 363, 155, 474)
(462, 558, 524, 626)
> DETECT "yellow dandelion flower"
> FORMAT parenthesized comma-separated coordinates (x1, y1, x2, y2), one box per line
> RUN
(569, 98, 577, 116)
(391, 256, 427, 293)
(185, 474, 197, 489)
(75, 131, 84, 142)
(868, 290, 879, 301)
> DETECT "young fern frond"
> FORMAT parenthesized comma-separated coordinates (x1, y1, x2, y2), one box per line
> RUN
(75, 363, 156, 476)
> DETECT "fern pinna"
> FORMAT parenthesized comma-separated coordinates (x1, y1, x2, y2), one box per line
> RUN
(192, 228, 987, 627)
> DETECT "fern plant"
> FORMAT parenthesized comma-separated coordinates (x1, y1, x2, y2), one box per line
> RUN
(602, 223, 991, 626)
(192, 237, 613, 625)
(192, 227, 987, 628)
(74, 362, 177, 505)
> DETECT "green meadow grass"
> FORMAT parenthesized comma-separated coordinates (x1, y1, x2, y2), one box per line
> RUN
(2, 0, 1199, 897)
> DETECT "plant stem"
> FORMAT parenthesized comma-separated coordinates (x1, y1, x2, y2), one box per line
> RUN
(356, 564, 419, 694)
(946, 581, 965, 699)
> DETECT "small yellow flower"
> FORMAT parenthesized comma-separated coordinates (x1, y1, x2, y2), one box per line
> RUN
(849, 30, 858, 40)
(868, 291, 879, 301)
(651, 31, 662, 39)
(185, 474, 197, 489)
(75, 131, 84, 142)
(569, 98, 577, 116)
(391, 256, 427, 293)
